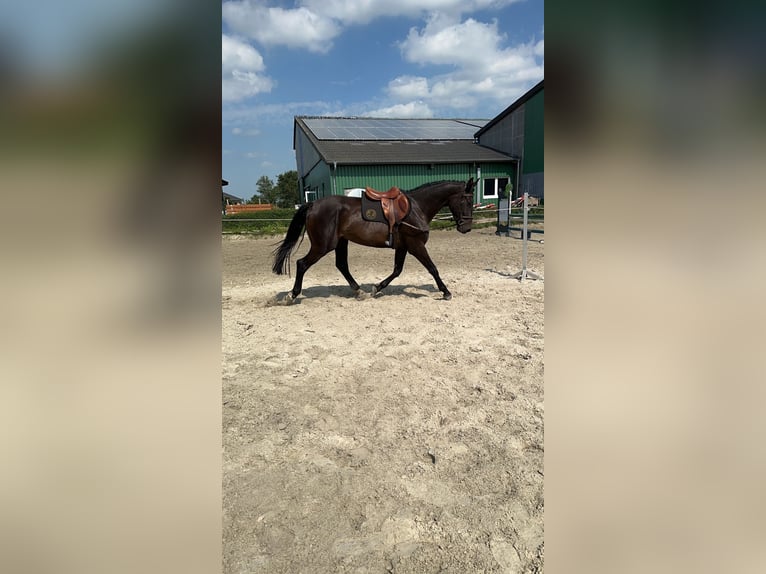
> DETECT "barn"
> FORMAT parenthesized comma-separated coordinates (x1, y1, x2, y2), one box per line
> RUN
(293, 117, 517, 205)
(474, 80, 544, 200)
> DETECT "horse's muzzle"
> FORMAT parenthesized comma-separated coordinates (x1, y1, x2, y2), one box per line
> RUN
(457, 219, 472, 233)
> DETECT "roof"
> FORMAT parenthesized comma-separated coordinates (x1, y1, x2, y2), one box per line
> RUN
(310, 139, 514, 165)
(295, 116, 514, 165)
(474, 80, 544, 138)
(223, 191, 243, 202)
(300, 117, 488, 141)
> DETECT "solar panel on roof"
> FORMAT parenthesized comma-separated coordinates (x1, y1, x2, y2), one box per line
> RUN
(302, 117, 487, 141)
(313, 128, 334, 139)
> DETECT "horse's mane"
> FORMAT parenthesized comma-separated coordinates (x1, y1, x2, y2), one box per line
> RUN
(405, 180, 464, 196)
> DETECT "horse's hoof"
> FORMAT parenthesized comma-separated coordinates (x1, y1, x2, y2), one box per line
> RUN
(371, 286, 379, 297)
(284, 292, 295, 305)
(354, 289, 367, 300)
(443, 292, 452, 301)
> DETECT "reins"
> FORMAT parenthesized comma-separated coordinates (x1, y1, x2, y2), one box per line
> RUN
(399, 219, 430, 232)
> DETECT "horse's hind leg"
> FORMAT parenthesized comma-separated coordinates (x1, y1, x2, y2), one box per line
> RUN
(407, 243, 451, 300)
(372, 247, 408, 296)
(288, 245, 328, 301)
(334, 239, 361, 294)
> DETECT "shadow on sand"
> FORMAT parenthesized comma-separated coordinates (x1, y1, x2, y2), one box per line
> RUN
(266, 283, 441, 306)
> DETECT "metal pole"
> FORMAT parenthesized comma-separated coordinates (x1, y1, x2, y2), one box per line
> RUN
(510, 191, 541, 281)
(522, 191, 528, 269)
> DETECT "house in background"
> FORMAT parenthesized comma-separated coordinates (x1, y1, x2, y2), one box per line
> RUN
(293, 117, 517, 206)
(221, 179, 245, 215)
(291, 81, 543, 207)
(221, 179, 244, 214)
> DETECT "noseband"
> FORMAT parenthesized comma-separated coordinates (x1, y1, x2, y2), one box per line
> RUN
(456, 193, 474, 227)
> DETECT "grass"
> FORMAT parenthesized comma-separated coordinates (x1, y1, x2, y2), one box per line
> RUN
(222, 207, 541, 236)
(222, 208, 298, 236)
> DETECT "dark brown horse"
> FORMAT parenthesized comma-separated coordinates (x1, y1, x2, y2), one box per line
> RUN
(272, 178, 475, 302)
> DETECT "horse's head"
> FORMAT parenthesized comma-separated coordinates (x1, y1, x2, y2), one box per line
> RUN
(447, 177, 475, 233)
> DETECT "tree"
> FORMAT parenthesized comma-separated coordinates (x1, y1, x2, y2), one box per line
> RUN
(274, 170, 299, 208)
(250, 175, 275, 204)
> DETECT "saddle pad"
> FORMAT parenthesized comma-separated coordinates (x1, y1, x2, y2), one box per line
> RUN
(361, 194, 386, 224)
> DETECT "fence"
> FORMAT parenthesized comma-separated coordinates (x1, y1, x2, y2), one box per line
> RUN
(502, 207, 545, 240)
(222, 204, 543, 237)
(485, 202, 544, 240)
(225, 203, 273, 215)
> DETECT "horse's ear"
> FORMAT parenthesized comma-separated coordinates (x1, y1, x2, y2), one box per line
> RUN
(466, 177, 475, 191)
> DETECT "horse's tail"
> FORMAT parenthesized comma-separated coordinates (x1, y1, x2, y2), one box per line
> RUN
(272, 203, 310, 275)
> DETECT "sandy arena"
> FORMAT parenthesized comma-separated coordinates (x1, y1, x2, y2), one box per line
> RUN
(222, 226, 544, 573)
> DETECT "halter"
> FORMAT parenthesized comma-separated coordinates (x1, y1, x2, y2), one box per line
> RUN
(456, 192, 474, 227)
(396, 187, 474, 231)
(462, 192, 474, 217)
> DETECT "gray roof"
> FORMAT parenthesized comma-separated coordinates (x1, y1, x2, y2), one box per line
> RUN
(222, 191, 243, 202)
(301, 117, 488, 140)
(312, 139, 514, 164)
(295, 116, 514, 165)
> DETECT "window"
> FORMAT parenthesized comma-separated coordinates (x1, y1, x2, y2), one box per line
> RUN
(482, 177, 510, 200)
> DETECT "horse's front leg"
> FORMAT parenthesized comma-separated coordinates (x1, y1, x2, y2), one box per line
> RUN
(334, 238, 362, 296)
(408, 243, 451, 300)
(372, 247, 407, 296)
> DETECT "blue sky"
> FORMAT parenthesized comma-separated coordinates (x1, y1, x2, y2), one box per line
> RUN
(222, 0, 544, 202)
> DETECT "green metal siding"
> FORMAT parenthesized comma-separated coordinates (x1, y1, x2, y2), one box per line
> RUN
(523, 90, 544, 174)
(304, 162, 517, 206)
(477, 164, 516, 205)
(333, 163, 476, 195)
(480, 165, 514, 179)
(303, 162, 331, 199)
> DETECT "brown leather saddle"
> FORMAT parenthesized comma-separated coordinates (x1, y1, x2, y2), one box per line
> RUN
(363, 186, 411, 247)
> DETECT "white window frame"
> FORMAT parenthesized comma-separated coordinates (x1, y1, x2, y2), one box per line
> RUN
(482, 177, 511, 200)
(482, 178, 500, 199)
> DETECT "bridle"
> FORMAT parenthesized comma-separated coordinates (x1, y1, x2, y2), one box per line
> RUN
(400, 188, 474, 231)
(456, 192, 474, 228)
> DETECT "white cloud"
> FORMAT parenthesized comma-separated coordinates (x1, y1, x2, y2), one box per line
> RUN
(222, 100, 341, 125)
(366, 101, 435, 118)
(400, 17, 502, 67)
(387, 76, 430, 100)
(220, 2, 541, 115)
(222, 1, 523, 50)
(394, 17, 544, 110)
(223, 1, 340, 53)
(222, 34, 274, 102)
(222, 33, 264, 73)
(301, 0, 522, 25)
(232, 127, 261, 136)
